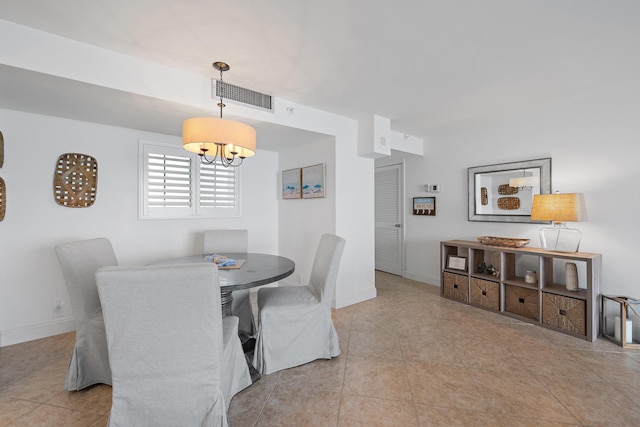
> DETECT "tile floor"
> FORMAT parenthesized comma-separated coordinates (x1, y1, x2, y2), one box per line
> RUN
(2, 271, 640, 426)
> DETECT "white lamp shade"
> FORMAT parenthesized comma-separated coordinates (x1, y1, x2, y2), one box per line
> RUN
(182, 117, 256, 158)
(509, 176, 538, 188)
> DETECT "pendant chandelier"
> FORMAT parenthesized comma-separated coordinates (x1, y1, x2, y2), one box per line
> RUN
(182, 61, 256, 167)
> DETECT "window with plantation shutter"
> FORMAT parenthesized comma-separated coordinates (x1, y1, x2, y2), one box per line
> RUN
(199, 162, 237, 210)
(139, 140, 240, 219)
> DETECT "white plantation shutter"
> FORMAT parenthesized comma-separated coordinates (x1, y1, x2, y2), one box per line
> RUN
(147, 153, 192, 208)
(140, 141, 240, 219)
(199, 162, 238, 210)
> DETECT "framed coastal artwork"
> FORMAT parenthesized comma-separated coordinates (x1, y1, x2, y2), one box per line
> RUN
(302, 164, 325, 199)
(282, 168, 301, 199)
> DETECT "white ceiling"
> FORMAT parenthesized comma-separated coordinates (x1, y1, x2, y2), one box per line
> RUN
(1, 0, 639, 148)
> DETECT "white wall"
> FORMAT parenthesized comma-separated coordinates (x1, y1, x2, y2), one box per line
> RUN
(0, 109, 279, 346)
(386, 85, 640, 297)
(278, 137, 336, 287)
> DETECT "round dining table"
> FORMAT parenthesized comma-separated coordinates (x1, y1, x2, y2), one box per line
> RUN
(149, 252, 295, 317)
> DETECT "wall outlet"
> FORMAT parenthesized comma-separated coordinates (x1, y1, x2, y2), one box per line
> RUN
(52, 299, 63, 318)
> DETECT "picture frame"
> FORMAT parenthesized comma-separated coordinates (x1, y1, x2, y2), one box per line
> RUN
(282, 168, 301, 199)
(302, 163, 325, 199)
(413, 197, 436, 216)
(468, 158, 551, 223)
(447, 255, 467, 271)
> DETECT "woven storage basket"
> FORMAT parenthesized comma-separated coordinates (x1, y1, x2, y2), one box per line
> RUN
(542, 293, 586, 336)
(443, 272, 469, 303)
(470, 277, 500, 310)
(505, 284, 539, 321)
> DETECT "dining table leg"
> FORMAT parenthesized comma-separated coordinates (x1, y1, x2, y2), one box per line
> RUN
(220, 289, 233, 317)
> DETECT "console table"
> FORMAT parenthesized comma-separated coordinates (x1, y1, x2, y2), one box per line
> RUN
(441, 240, 602, 341)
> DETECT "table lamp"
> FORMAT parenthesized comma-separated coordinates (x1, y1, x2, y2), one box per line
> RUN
(530, 192, 587, 252)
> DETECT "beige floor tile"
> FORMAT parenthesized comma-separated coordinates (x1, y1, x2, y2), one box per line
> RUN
(338, 394, 419, 427)
(458, 339, 527, 374)
(470, 370, 578, 424)
(3, 271, 640, 426)
(277, 356, 346, 393)
(350, 310, 399, 335)
(256, 387, 341, 427)
(88, 414, 109, 426)
(540, 375, 640, 426)
(348, 329, 403, 360)
(228, 371, 281, 427)
(406, 361, 487, 410)
(414, 404, 579, 427)
(45, 384, 112, 414)
(343, 356, 412, 401)
(6, 404, 102, 427)
(398, 336, 466, 366)
(0, 397, 40, 427)
(565, 348, 640, 384)
(511, 343, 603, 382)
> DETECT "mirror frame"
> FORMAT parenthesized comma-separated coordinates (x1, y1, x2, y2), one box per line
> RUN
(468, 158, 551, 223)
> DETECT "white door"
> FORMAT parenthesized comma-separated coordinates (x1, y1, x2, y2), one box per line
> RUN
(375, 163, 403, 276)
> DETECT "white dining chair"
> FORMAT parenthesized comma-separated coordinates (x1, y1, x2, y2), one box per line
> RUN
(203, 229, 254, 337)
(55, 237, 116, 391)
(96, 263, 251, 426)
(253, 233, 345, 374)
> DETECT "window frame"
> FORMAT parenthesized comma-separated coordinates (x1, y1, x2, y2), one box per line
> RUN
(138, 140, 241, 219)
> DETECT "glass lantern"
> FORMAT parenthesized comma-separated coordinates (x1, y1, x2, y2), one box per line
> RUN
(601, 295, 639, 348)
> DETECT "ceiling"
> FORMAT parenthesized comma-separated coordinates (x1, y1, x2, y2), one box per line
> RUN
(1, 0, 639, 149)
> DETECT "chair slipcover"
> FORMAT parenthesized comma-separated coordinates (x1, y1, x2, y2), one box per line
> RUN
(253, 234, 345, 375)
(203, 229, 254, 337)
(55, 237, 116, 391)
(96, 263, 251, 426)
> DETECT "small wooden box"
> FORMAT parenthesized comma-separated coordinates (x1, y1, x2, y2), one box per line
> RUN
(505, 284, 539, 321)
(443, 272, 469, 303)
(542, 293, 586, 336)
(470, 277, 500, 311)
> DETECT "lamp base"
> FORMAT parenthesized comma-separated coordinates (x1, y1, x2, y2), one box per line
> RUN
(539, 222, 581, 253)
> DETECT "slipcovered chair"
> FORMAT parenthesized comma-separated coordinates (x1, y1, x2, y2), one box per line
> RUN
(55, 237, 116, 391)
(253, 234, 345, 375)
(203, 229, 254, 337)
(96, 263, 251, 426)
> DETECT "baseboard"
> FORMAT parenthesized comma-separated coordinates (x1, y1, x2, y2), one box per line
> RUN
(403, 271, 441, 287)
(334, 286, 377, 309)
(0, 318, 76, 347)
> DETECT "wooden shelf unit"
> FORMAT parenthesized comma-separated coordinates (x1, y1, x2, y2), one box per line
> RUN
(441, 240, 602, 341)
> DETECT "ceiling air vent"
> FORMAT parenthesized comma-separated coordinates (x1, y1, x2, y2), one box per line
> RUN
(213, 79, 273, 111)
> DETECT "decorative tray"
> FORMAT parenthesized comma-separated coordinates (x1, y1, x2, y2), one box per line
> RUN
(477, 236, 530, 248)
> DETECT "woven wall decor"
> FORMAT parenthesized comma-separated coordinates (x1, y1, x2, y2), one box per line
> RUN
(497, 196, 520, 210)
(0, 130, 4, 168)
(0, 177, 5, 221)
(497, 184, 518, 195)
(53, 153, 98, 208)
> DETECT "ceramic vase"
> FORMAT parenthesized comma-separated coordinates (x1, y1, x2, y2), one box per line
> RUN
(565, 262, 578, 291)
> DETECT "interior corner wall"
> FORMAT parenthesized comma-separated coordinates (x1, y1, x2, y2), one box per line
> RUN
(0, 109, 279, 347)
(391, 85, 640, 297)
(277, 137, 336, 286)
